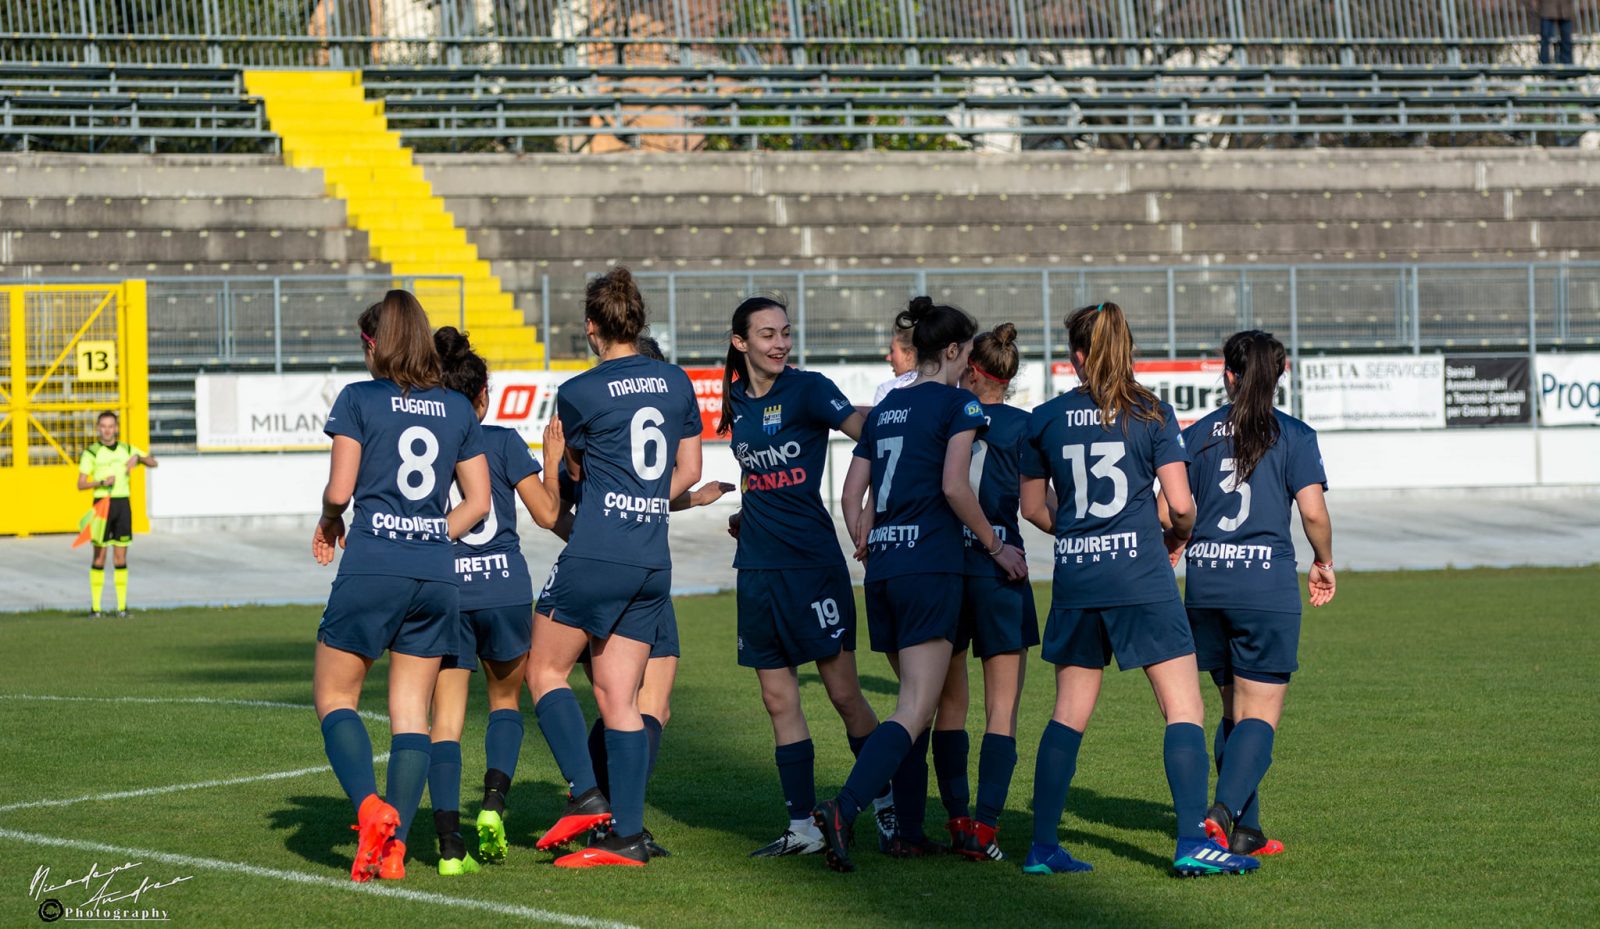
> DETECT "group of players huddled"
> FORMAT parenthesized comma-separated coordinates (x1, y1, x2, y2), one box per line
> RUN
(310, 268, 1336, 883)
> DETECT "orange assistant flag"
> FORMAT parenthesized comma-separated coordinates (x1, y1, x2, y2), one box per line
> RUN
(71, 498, 110, 548)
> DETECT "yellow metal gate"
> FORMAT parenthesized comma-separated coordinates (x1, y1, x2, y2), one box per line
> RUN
(1, 282, 149, 537)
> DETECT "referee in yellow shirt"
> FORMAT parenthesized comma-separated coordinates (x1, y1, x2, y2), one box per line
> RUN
(77, 411, 157, 617)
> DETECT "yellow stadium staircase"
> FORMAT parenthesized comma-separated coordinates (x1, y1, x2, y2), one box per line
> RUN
(243, 69, 541, 367)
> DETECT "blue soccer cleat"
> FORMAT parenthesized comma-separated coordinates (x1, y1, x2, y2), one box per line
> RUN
(1022, 843, 1093, 874)
(1173, 838, 1260, 877)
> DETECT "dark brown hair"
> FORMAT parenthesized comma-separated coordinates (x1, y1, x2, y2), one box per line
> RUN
(636, 334, 665, 362)
(970, 321, 1021, 389)
(434, 326, 488, 402)
(359, 289, 441, 393)
(896, 295, 977, 370)
(1065, 301, 1163, 428)
(585, 266, 647, 347)
(719, 296, 788, 436)
(1223, 329, 1287, 482)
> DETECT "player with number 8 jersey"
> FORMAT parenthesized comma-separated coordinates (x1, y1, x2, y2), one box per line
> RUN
(526, 268, 703, 869)
(312, 291, 491, 883)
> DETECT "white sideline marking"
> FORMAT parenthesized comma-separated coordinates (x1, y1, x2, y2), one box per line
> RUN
(0, 693, 386, 723)
(0, 828, 642, 929)
(0, 754, 389, 814)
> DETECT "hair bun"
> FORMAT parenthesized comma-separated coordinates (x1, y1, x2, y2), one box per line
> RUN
(433, 326, 471, 359)
(906, 295, 935, 322)
(993, 322, 1017, 347)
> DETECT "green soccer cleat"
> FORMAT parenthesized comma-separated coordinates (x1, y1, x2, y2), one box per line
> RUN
(476, 808, 508, 864)
(438, 854, 481, 876)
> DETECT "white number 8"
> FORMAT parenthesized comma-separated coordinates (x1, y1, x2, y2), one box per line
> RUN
(631, 407, 668, 480)
(396, 426, 440, 501)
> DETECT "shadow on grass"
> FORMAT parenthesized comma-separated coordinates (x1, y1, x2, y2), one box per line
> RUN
(268, 794, 362, 871)
(798, 670, 900, 697)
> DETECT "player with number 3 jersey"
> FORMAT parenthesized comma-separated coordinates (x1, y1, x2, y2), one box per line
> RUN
(1019, 301, 1257, 877)
(1177, 330, 1335, 860)
(311, 291, 490, 883)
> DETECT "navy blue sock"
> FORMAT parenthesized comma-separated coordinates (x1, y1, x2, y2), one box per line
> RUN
(1213, 717, 1235, 773)
(1215, 719, 1275, 820)
(838, 721, 912, 820)
(1163, 722, 1209, 842)
(387, 733, 432, 844)
(586, 717, 610, 799)
(974, 733, 1018, 827)
(604, 728, 649, 837)
(1031, 721, 1083, 847)
(890, 728, 931, 841)
(931, 729, 970, 820)
(427, 740, 462, 817)
(536, 689, 597, 796)
(484, 709, 523, 782)
(775, 739, 817, 821)
(849, 731, 892, 801)
(642, 714, 663, 780)
(1214, 717, 1262, 828)
(319, 709, 378, 816)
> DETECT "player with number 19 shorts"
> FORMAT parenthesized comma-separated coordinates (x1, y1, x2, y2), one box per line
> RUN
(718, 296, 894, 860)
(1019, 301, 1256, 878)
(812, 296, 1028, 873)
(311, 291, 490, 882)
(1179, 329, 1336, 859)
(524, 267, 703, 868)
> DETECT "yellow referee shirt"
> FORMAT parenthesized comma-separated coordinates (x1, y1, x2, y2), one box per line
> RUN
(78, 442, 143, 499)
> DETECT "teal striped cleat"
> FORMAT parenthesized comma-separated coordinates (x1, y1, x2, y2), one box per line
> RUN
(1022, 843, 1093, 874)
(1173, 838, 1259, 877)
(476, 809, 509, 864)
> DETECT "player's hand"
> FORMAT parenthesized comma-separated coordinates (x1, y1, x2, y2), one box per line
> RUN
(542, 414, 565, 464)
(690, 481, 736, 508)
(313, 515, 346, 565)
(727, 509, 742, 539)
(991, 543, 1028, 582)
(851, 511, 873, 562)
(1308, 563, 1336, 607)
(1163, 528, 1187, 567)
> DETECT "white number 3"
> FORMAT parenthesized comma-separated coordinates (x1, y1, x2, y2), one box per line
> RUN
(1218, 457, 1252, 532)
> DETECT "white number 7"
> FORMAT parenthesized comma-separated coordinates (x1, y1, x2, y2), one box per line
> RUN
(875, 436, 904, 513)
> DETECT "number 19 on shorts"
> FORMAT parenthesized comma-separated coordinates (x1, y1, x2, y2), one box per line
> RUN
(810, 598, 841, 629)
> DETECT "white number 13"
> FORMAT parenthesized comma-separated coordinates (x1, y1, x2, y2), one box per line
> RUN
(1062, 442, 1128, 519)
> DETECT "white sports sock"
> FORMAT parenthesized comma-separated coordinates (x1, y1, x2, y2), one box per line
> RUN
(790, 818, 822, 836)
(873, 790, 895, 811)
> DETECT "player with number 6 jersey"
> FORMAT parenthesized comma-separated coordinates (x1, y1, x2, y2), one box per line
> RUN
(1178, 329, 1335, 860)
(1019, 301, 1257, 878)
(525, 268, 703, 869)
(311, 290, 491, 883)
(718, 296, 894, 860)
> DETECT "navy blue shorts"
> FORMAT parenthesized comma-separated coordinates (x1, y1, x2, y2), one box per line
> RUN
(546, 553, 679, 658)
(736, 566, 857, 669)
(956, 574, 1041, 659)
(442, 603, 533, 672)
(1188, 606, 1300, 683)
(1041, 597, 1195, 671)
(318, 575, 459, 660)
(864, 573, 962, 654)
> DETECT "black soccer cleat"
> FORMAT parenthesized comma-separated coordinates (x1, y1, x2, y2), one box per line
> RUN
(873, 802, 898, 853)
(641, 827, 671, 858)
(813, 799, 855, 873)
(1204, 802, 1236, 851)
(885, 834, 949, 859)
(536, 787, 613, 850)
(1229, 825, 1284, 856)
(552, 829, 649, 868)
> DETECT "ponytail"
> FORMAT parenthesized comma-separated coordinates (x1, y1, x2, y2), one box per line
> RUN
(1064, 301, 1162, 429)
(1222, 329, 1287, 482)
(719, 295, 788, 436)
(358, 289, 441, 394)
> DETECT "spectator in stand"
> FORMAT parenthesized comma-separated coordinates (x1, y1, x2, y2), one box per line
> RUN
(1533, 0, 1576, 66)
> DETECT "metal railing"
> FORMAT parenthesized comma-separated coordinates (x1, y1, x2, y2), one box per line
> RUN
(2, 0, 1596, 68)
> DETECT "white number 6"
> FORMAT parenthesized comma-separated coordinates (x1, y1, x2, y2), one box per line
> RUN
(631, 406, 668, 480)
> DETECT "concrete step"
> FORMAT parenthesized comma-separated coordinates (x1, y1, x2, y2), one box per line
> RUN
(0, 196, 348, 229)
(2, 227, 370, 263)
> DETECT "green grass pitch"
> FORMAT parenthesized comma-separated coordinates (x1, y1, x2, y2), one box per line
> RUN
(0, 567, 1594, 928)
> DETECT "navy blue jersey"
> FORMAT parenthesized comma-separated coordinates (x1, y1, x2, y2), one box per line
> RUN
(1182, 407, 1327, 613)
(557, 457, 581, 507)
(453, 424, 540, 609)
(1022, 389, 1187, 608)
(854, 381, 988, 582)
(556, 355, 700, 570)
(963, 402, 1030, 577)
(325, 378, 485, 582)
(730, 368, 855, 570)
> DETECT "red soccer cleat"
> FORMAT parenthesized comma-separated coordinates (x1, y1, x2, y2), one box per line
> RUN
(350, 795, 399, 883)
(536, 788, 613, 850)
(553, 831, 648, 868)
(1230, 826, 1283, 856)
(377, 839, 406, 880)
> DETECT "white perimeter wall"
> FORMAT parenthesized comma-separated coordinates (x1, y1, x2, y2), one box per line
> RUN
(148, 427, 1600, 522)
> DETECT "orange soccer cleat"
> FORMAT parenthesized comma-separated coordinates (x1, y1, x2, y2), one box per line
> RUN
(350, 795, 400, 883)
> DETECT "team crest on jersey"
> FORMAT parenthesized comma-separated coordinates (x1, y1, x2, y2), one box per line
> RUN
(964, 400, 983, 418)
(762, 404, 782, 435)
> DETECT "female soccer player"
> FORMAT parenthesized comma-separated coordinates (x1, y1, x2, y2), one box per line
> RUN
(873, 323, 918, 405)
(524, 267, 703, 868)
(718, 296, 893, 858)
(1018, 301, 1256, 877)
(311, 290, 490, 882)
(813, 296, 1027, 873)
(933, 322, 1039, 862)
(424, 327, 565, 875)
(1175, 329, 1335, 858)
